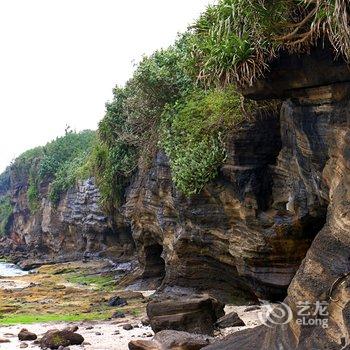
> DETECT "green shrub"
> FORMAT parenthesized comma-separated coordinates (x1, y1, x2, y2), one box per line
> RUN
(0, 168, 10, 194)
(39, 130, 95, 180)
(161, 87, 248, 195)
(27, 180, 40, 213)
(0, 130, 96, 208)
(11, 147, 44, 182)
(185, 0, 291, 87)
(93, 45, 193, 209)
(0, 197, 12, 235)
(49, 150, 92, 205)
(186, 0, 350, 87)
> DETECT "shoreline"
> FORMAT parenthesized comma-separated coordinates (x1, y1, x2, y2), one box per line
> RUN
(0, 260, 265, 349)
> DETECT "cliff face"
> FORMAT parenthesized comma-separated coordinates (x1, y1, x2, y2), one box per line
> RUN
(125, 114, 324, 301)
(124, 48, 350, 304)
(0, 173, 134, 266)
(204, 50, 350, 349)
(1, 44, 349, 348)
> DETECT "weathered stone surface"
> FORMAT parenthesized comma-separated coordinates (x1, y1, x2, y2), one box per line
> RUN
(0, 177, 134, 264)
(203, 51, 350, 350)
(215, 312, 245, 328)
(18, 328, 37, 341)
(129, 330, 214, 350)
(40, 327, 84, 349)
(126, 110, 322, 301)
(147, 293, 224, 335)
(129, 341, 159, 350)
(241, 44, 350, 99)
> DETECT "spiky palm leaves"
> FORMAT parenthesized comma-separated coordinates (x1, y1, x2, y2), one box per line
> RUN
(279, 0, 350, 58)
(189, 0, 350, 87)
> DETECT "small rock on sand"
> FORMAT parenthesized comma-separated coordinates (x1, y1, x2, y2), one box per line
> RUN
(123, 324, 134, 331)
(108, 296, 128, 307)
(112, 311, 126, 319)
(244, 305, 261, 312)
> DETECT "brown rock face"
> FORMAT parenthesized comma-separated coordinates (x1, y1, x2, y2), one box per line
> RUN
(203, 51, 350, 349)
(0, 177, 134, 264)
(126, 108, 324, 301)
(147, 294, 224, 335)
(241, 44, 350, 99)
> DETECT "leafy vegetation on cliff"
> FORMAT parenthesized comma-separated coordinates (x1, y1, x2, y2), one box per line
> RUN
(187, 0, 350, 87)
(0, 169, 10, 195)
(93, 0, 350, 207)
(92, 41, 251, 206)
(161, 87, 247, 195)
(92, 46, 194, 209)
(0, 130, 96, 213)
(0, 196, 12, 235)
(1, 0, 348, 212)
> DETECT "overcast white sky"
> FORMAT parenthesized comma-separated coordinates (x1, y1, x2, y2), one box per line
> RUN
(0, 0, 213, 173)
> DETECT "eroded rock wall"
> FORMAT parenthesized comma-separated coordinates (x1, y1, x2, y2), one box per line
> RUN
(1, 176, 134, 265)
(125, 100, 326, 301)
(204, 56, 350, 348)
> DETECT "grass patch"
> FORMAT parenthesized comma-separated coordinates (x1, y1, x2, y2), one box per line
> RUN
(65, 273, 116, 292)
(0, 312, 111, 325)
(131, 309, 141, 317)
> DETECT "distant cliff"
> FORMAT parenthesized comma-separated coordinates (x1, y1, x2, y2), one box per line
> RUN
(0, 131, 134, 267)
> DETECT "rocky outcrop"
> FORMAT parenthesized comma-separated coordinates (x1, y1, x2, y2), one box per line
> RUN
(125, 104, 324, 302)
(0, 176, 134, 264)
(202, 49, 350, 349)
(125, 45, 350, 347)
(1, 40, 349, 350)
(147, 293, 224, 336)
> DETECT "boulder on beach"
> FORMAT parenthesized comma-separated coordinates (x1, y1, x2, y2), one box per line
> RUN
(123, 324, 134, 331)
(40, 326, 84, 349)
(18, 328, 37, 341)
(147, 293, 224, 335)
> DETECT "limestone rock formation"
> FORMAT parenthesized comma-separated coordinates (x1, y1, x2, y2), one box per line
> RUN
(125, 105, 323, 302)
(147, 293, 224, 335)
(0, 176, 134, 264)
(201, 47, 350, 350)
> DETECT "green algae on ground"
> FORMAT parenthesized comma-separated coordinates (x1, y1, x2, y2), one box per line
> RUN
(65, 273, 116, 291)
(0, 261, 146, 326)
(0, 311, 112, 325)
